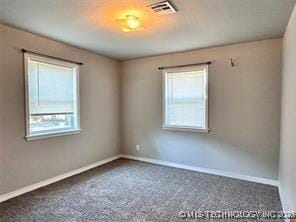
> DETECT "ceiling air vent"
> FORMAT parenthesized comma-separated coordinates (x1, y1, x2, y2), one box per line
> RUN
(147, 1, 177, 15)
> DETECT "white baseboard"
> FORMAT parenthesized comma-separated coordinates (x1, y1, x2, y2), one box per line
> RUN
(119, 154, 279, 187)
(0, 154, 279, 204)
(0, 155, 121, 203)
(278, 185, 291, 222)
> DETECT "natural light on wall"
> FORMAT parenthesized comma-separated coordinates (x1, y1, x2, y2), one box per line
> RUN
(24, 53, 80, 140)
(162, 65, 209, 132)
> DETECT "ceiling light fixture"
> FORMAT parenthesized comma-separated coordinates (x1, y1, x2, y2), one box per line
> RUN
(116, 15, 144, 32)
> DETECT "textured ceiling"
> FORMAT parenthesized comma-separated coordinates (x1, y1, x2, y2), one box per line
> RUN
(0, 0, 295, 60)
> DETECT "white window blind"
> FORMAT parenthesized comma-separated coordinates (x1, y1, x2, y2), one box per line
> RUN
(25, 53, 80, 140)
(163, 65, 209, 132)
(28, 60, 76, 115)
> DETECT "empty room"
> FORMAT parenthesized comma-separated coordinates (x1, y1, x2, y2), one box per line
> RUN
(0, 0, 296, 221)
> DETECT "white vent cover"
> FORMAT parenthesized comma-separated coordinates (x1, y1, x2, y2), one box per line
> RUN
(147, 1, 177, 15)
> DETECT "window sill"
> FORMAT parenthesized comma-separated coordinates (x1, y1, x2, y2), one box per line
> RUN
(162, 126, 210, 133)
(25, 129, 82, 141)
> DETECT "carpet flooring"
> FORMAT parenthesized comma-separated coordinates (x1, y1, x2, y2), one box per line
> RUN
(0, 158, 283, 222)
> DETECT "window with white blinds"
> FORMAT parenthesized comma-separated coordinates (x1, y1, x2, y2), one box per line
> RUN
(162, 64, 209, 132)
(24, 53, 80, 140)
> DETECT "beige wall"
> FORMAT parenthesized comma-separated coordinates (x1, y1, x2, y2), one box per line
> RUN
(279, 5, 296, 211)
(0, 24, 121, 195)
(0, 26, 4, 194)
(121, 39, 282, 180)
(0, 23, 285, 196)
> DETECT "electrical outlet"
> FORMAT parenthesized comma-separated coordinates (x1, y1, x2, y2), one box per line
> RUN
(136, 144, 141, 151)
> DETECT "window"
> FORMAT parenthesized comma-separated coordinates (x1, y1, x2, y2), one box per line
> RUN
(162, 64, 209, 132)
(24, 53, 80, 140)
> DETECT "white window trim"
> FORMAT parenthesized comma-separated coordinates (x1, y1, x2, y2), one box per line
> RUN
(24, 53, 81, 141)
(25, 129, 82, 141)
(161, 64, 210, 133)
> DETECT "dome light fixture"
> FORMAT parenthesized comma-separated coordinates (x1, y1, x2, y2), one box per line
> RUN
(116, 15, 144, 32)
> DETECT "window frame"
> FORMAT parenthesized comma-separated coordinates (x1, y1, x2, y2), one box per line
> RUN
(24, 53, 81, 141)
(162, 64, 210, 133)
